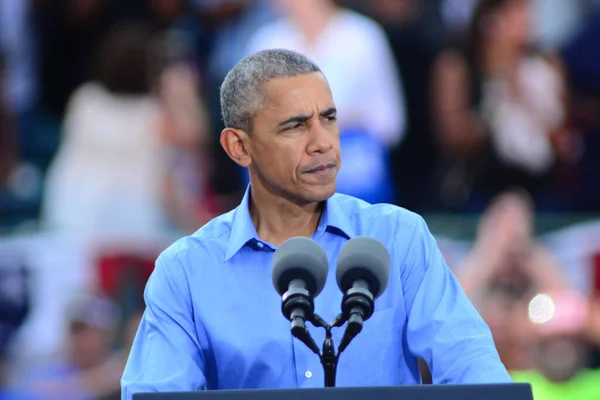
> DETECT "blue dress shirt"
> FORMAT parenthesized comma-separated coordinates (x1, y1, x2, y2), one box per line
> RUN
(121, 188, 512, 398)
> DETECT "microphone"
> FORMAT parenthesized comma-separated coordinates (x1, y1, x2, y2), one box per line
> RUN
(272, 236, 329, 354)
(335, 236, 391, 352)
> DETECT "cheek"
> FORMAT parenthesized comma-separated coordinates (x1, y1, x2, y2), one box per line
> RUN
(255, 143, 300, 179)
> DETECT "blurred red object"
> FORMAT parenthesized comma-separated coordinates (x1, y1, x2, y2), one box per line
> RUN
(97, 252, 157, 301)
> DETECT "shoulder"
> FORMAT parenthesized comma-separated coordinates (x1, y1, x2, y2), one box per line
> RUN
(63, 82, 105, 114)
(156, 209, 237, 269)
(69, 82, 106, 101)
(333, 194, 437, 272)
(332, 192, 425, 233)
(65, 82, 158, 116)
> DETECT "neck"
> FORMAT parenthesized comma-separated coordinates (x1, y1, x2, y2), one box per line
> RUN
(249, 184, 324, 246)
(294, 2, 338, 44)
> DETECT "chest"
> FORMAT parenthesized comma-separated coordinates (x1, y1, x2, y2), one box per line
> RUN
(191, 251, 413, 388)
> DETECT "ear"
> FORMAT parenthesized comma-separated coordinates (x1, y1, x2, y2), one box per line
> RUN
(220, 128, 252, 167)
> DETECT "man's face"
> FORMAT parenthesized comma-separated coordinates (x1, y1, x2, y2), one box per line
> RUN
(70, 322, 113, 369)
(246, 72, 341, 204)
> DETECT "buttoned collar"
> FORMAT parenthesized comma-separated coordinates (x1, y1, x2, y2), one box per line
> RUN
(224, 185, 355, 261)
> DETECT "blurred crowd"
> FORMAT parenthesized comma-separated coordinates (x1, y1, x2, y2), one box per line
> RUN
(0, 0, 600, 399)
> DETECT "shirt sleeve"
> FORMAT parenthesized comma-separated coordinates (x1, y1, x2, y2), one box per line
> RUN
(401, 216, 513, 384)
(121, 254, 207, 398)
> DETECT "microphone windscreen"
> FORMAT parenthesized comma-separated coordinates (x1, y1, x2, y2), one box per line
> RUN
(272, 237, 329, 297)
(336, 236, 391, 299)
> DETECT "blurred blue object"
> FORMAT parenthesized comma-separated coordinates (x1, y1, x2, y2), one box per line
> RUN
(336, 128, 395, 205)
(562, 9, 600, 96)
(0, 390, 39, 400)
(0, 264, 30, 358)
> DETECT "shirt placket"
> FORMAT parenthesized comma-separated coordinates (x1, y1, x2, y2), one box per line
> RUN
(292, 322, 325, 388)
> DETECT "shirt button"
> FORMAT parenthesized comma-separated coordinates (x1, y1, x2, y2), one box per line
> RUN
(256, 242, 264, 248)
(305, 370, 312, 379)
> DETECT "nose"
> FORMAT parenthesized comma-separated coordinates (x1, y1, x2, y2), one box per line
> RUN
(307, 124, 333, 154)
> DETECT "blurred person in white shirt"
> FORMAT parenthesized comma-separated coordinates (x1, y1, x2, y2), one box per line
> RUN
(41, 21, 169, 237)
(244, 0, 406, 203)
(431, 0, 568, 212)
(247, 0, 406, 147)
(41, 21, 217, 236)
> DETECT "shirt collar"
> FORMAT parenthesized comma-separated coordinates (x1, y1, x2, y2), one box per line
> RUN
(316, 192, 355, 240)
(225, 186, 260, 262)
(224, 185, 355, 262)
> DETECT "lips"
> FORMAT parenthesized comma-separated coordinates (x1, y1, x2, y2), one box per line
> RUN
(304, 162, 336, 173)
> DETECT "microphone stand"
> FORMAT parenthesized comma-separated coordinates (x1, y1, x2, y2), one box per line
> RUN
(307, 313, 358, 387)
(283, 286, 373, 387)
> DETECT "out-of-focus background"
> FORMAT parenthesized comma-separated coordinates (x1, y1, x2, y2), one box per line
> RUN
(0, 0, 599, 398)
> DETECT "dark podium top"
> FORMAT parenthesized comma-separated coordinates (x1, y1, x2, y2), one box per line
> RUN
(133, 383, 533, 400)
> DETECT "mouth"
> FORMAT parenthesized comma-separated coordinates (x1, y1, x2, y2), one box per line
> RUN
(304, 162, 337, 174)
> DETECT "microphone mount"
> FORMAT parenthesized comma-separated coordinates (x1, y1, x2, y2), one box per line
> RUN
(282, 305, 367, 387)
(281, 279, 321, 354)
(338, 279, 374, 353)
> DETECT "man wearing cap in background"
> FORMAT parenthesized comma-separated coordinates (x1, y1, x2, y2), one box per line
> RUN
(15, 293, 122, 400)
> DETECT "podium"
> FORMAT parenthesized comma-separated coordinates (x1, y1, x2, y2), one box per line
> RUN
(133, 383, 533, 400)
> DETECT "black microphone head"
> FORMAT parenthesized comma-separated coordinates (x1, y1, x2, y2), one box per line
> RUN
(336, 236, 391, 299)
(272, 237, 329, 297)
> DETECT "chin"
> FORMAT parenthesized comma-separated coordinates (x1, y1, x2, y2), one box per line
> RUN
(301, 182, 336, 203)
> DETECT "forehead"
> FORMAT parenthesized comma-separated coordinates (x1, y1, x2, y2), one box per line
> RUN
(260, 72, 333, 116)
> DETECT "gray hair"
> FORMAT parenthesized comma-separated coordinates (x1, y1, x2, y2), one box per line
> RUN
(220, 49, 322, 134)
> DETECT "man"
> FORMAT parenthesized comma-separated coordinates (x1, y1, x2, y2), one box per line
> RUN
(18, 293, 121, 400)
(121, 49, 511, 398)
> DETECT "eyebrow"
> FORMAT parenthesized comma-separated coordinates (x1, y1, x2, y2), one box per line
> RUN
(277, 114, 312, 128)
(321, 107, 337, 118)
(276, 107, 337, 128)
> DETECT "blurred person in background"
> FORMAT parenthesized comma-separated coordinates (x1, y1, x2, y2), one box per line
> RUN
(456, 190, 571, 369)
(151, 28, 221, 233)
(244, 0, 406, 204)
(16, 293, 121, 400)
(431, 0, 569, 212)
(509, 291, 600, 399)
(199, 0, 277, 210)
(40, 21, 169, 236)
(362, 0, 446, 211)
(41, 20, 217, 235)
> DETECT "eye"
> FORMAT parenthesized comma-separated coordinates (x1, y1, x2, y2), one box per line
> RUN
(283, 122, 304, 132)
